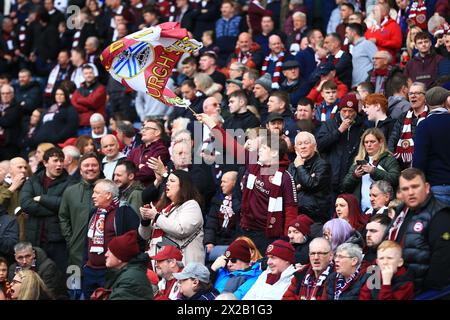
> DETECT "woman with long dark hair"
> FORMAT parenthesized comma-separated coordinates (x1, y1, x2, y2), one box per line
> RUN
(139, 170, 205, 265)
(30, 87, 79, 147)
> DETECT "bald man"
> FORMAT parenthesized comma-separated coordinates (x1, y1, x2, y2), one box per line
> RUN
(226, 32, 264, 72)
(204, 170, 239, 261)
(0, 157, 29, 240)
(100, 134, 126, 180)
(203, 97, 220, 116)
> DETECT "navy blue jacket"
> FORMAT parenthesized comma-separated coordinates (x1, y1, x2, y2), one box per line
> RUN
(413, 111, 450, 186)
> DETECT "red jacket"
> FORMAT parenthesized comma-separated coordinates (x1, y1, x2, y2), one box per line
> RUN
(71, 81, 107, 126)
(211, 125, 297, 237)
(359, 266, 415, 300)
(364, 18, 402, 64)
(306, 78, 348, 105)
(127, 139, 170, 187)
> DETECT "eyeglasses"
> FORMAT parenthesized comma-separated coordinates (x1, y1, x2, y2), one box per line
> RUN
(334, 254, 353, 260)
(225, 258, 238, 263)
(309, 251, 330, 257)
(11, 279, 22, 285)
(408, 92, 425, 96)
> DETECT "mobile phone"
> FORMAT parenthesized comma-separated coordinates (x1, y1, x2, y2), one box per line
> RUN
(356, 160, 367, 166)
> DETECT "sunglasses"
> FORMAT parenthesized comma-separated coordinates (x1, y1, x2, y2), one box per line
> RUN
(225, 258, 238, 263)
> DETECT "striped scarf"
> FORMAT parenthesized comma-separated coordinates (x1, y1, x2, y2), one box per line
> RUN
(87, 197, 120, 254)
(407, 0, 427, 30)
(394, 107, 428, 165)
(320, 104, 338, 122)
(299, 264, 332, 300)
(241, 163, 286, 238)
(334, 265, 361, 300)
(261, 52, 285, 90)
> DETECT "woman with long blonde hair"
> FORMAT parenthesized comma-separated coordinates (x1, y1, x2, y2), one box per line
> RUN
(10, 270, 53, 300)
(342, 128, 400, 211)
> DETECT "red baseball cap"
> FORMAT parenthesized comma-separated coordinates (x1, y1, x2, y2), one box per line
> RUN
(150, 245, 183, 261)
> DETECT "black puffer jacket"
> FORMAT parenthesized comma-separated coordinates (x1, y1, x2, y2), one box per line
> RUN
(19, 169, 73, 245)
(223, 110, 261, 134)
(373, 117, 396, 142)
(388, 196, 450, 291)
(15, 81, 43, 115)
(287, 153, 332, 223)
(31, 104, 79, 148)
(316, 113, 367, 193)
(0, 102, 21, 160)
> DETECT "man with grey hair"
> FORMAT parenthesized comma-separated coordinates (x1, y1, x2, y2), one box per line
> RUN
(62, 145, 81, 179)
(90, 113, 108, 146)
(326, 242, 369, 300)
(389, 82, 429, 169)
(228, 62, 247, 80)
(0, 84, 21, 160)
(364, 180, 393, 215)
(288, 131, 332, 224)
(8, 241, 67, 299)
(413, 86, 450, 205)
(83, 178, 140, 298)
(283, 237, 334, 300)
(366, 50, 398, 95)
(116, 120, 142, 157)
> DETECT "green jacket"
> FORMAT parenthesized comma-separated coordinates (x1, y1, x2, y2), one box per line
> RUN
(105, 253, 154, 300)
(0, 182, 26, 241)
(342, 151, 400, 202)
(120, 181, 143, 216)
(58, 179, 95, 267)
(19, 170, 72, 245)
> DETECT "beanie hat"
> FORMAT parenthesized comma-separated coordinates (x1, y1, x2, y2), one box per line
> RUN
(224, 239, 251, 263)
(255, 73, 273, 93)
(108, 230, 140, 262)
(288, 214, 314, 237)
(338, 93, 359, 112)
(265, 240, 295, 264)
(425, 86, 449, 107)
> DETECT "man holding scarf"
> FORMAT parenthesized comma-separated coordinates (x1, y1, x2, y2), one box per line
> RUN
(261, 34, 294, 90)
(388, 82, 429, 169)
(82, 179, 140, 299)
(196, 113, 298, 254)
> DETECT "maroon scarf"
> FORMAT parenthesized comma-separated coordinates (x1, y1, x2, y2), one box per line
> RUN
(394, 107, 428, 165)
(87, 197, 120, 254)
(241, 162, 287, 238)
(407, 0, 427, 30)
(299, 264, 332, 300)
(261, 51, 285, 89)
(370, 65, 392, 94)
